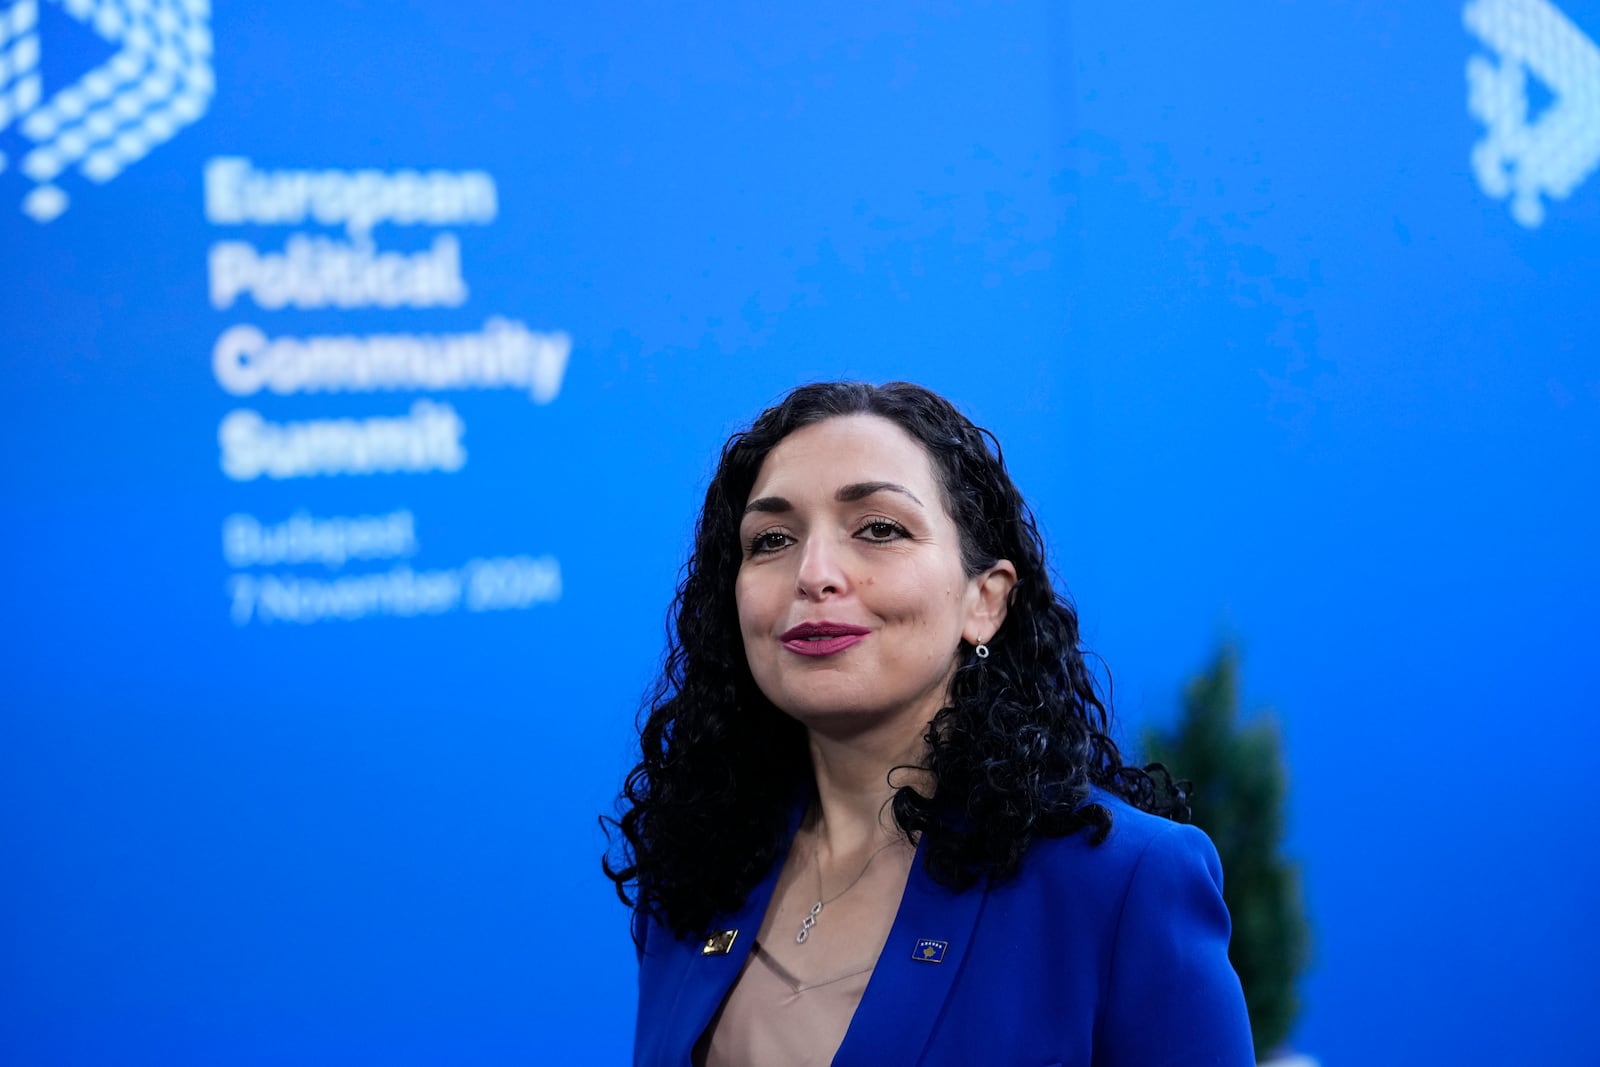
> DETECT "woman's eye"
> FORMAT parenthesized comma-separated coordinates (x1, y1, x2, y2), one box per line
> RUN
(747, 531, 793, 555)
(859, 520, 906, 541)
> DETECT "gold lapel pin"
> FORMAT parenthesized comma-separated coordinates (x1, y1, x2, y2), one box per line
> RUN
(912, 938, 948, 963)
(702, 929, 739, 956)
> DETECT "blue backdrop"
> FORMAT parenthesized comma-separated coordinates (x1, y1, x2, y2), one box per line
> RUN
(3, 1, 1597, 1063)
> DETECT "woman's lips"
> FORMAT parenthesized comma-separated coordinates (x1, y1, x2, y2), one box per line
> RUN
(780, 621, 870, 657)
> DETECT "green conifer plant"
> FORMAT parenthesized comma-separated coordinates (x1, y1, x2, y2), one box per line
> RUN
(1144, 646, 1311, 1062)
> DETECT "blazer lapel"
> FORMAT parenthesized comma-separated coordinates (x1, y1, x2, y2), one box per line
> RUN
(832, 845, 990, 1067)
(653, 807, 804, 1066)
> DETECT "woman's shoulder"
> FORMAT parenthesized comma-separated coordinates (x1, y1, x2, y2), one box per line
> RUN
(1090, 784, 1201, 851)
(1017, 785, 1220, 894)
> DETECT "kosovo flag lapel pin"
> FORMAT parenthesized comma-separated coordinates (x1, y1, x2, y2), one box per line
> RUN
(912, 938, 949, 963)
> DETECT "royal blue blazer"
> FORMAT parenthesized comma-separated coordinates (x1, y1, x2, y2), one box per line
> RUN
(633, 791, 1255, 1066)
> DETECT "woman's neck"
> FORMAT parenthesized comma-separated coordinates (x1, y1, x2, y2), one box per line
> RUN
(804, 715, 930, 861)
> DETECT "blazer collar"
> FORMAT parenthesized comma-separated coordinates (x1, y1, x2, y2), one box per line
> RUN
(660, 810, 990, 1067)
(832, 848, 989, 1066)
(653, 806, 803, 1065)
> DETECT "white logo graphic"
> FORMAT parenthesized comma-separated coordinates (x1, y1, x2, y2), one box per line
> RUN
(0, 0, 211, 223)
(1465, 0, 1600, 227)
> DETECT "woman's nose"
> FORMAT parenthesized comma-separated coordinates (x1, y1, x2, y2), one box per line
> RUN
(794, 536, 846, 599)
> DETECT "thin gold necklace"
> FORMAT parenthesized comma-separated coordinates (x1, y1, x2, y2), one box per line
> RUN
(795, 839, 900, 945)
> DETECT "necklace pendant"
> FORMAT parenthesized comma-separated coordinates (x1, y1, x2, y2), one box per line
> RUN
(795, 900, 822, 944)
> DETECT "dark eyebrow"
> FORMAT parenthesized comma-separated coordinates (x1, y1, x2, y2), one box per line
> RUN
(836, 482, 923, 507)
(742, 482, 923, 516)
(743, 496, 791, 516)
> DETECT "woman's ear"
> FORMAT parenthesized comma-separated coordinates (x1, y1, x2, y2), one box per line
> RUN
(964, 559, 1018, 646)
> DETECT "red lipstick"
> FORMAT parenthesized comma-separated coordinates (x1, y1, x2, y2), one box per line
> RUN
(780, 621, 870, 657)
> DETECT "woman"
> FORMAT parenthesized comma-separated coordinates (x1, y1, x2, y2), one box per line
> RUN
(605, 382, 1254, 1066)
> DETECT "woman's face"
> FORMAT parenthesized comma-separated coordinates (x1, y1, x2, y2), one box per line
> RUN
(735, 414, 1013, 736)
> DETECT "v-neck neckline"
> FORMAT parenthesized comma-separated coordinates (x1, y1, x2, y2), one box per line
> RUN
(750, 939, 877, 994)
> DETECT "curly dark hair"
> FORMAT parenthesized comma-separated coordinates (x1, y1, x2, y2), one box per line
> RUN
(603, 381, 1188, 939)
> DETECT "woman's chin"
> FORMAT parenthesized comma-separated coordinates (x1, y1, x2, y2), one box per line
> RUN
(776, 699, 941, 745)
